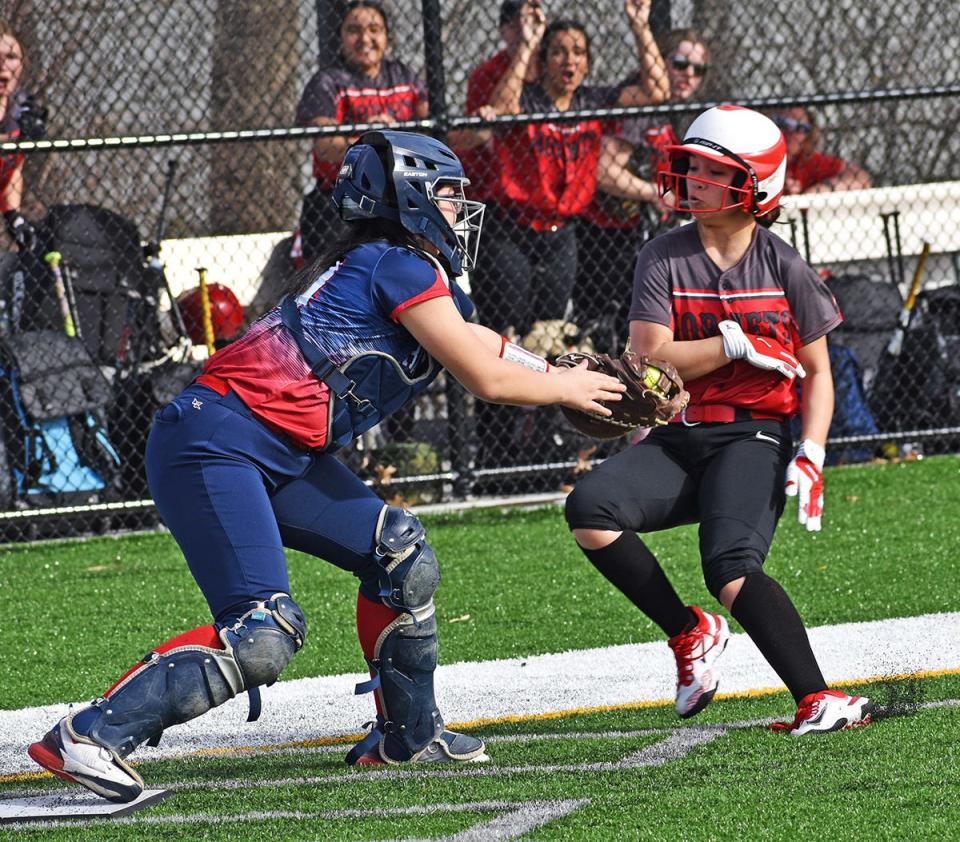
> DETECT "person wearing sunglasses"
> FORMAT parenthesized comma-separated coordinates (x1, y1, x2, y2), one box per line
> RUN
(774, 106, 871, 195)
(574, 29, 711, 356)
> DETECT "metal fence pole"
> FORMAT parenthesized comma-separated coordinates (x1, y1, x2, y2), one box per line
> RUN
(314, 0, 341, 66)
(421, 0, 472, 498)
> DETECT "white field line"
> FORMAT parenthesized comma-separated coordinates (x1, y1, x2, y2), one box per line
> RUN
(2, 611, 958, 775)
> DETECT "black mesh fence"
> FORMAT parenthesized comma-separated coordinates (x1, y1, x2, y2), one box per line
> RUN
(0, 0, 958, 539)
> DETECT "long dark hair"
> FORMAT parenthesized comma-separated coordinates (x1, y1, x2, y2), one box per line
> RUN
(282, 217, 420, 297)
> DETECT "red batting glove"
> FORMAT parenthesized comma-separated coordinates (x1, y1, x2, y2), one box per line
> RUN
(785, 439, 825, 532)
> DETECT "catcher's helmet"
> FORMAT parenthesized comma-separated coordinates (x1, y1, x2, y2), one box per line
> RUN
(177, 282, 244, 345)
(658, 105, 786, 217)
(332, 130, 485, 276)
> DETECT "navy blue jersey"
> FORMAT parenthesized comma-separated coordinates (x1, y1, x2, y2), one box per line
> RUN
(202, 242, 474, 449)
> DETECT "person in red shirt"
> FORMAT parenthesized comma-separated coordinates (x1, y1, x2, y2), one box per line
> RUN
(576, 28, 711, 353)
(457, 1, 546, 204)
(0, 21, 45, 254)
(470, 1, 668, 471)
(295, 1, 429, 266)
(566, 105, 876, 737)
(775, 106, 871, 194)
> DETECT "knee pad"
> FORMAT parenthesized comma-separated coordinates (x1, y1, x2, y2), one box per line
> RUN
(222, 593, 307, 688)
(86, 594, 306, 757)
(373, 506, 440, 621)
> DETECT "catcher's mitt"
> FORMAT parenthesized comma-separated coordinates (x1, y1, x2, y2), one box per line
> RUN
(554, 351, 690, 439)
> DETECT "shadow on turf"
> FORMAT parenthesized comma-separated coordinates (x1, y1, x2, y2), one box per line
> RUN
(868, 676, 925, 722)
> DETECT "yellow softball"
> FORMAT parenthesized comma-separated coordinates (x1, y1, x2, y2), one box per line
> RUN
(643, 366, 662, 390)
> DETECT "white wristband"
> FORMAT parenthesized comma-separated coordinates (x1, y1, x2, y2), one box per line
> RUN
(500, 337, 549, 373)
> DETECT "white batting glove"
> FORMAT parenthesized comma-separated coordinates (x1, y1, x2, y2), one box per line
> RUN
(785, 439, 825, 532)
(719, 320, 806, 380)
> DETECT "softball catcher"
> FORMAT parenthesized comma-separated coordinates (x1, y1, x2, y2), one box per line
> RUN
(28, 130, 625, 802)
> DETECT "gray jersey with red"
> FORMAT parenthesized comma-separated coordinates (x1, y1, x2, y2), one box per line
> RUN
(629, 223, 841, 419)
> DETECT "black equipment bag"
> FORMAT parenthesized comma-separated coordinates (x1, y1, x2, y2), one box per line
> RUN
(874, 286, 960, 431)
(38, 204, 170, 368)
(826, 273, 903, 394)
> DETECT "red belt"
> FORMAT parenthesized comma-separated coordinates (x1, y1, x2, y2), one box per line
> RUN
(671, 404, 785, 424)
(196, 373, 230, 396)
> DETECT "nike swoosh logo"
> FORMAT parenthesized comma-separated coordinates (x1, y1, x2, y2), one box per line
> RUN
(755, 431, 779, 444)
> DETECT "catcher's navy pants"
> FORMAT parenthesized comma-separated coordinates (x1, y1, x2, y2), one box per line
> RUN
(145, 384, 386, 622)
(565, 419, 793, 596)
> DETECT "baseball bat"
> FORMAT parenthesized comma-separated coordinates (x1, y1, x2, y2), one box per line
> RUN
(145, 159, 189, 340)
(892, 210, 905, 287)
(43, 250, 76, 337)
(60, 260, 84, 340)
(886, 241, 931, 358)
(195, 266, 216, 356)
(881, 212, 896, 285)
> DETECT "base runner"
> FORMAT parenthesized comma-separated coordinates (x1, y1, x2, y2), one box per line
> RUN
(565, 105, 875, 735)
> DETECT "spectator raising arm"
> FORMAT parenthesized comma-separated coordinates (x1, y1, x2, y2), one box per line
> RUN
(487, 4, 546, 114)
(595, 135, 660, 203)
(618, 0, 670, 106)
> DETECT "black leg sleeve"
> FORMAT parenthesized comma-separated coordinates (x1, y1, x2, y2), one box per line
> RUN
(730, 573, 828, 703)
(579, 531, 695, 638)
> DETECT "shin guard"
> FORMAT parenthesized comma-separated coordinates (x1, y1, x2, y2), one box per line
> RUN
(79, 594, 306, 758)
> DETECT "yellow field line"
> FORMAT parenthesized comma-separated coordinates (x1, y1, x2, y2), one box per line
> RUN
(4, 666, 957, 785)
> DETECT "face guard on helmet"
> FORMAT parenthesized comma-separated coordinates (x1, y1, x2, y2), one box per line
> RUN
(656, 105, 787, 217)
(332, 130, 485, 276)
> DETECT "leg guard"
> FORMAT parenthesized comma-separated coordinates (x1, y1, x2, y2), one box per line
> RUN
(372, 505, 440, 621)
(349, 508, 486, 765)
(77, 593, 306, 758)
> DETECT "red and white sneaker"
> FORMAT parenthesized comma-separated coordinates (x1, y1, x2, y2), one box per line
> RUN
(667, 606, 730, 718)
(770, 690, 875, 736)
(27, 713, 144, 803)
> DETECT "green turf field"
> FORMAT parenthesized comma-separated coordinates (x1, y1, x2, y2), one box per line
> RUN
(1, 456, 958, 838)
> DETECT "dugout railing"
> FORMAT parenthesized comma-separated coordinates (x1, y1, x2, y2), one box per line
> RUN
(0, 0, 958, 540)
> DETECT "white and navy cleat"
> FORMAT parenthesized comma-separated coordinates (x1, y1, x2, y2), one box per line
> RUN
(28, 713, 145, 803)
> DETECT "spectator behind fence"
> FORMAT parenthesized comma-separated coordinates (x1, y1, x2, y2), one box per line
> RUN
(0, 20, 45, 254)
(575, 28, 710, 353)
(775, 107, 871, 195)
(457, 0, 546, 204)
(468, 1, 668, 475)
(477, 1, 668, 340)
(295, 0, 428, 266)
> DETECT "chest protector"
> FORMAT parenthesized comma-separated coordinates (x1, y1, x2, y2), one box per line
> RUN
(279, 257, 448, 452)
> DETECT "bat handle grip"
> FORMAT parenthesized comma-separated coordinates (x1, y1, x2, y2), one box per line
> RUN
(196, 266, 216, 356)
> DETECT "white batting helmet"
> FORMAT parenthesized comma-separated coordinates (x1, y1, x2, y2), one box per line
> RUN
(658, 105, 787, 217)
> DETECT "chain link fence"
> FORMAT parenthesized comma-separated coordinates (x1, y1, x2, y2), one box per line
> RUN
(0, 0, 958, 540)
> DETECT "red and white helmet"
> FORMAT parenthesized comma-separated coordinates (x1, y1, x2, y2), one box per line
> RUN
(658, 105, 787, 217)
